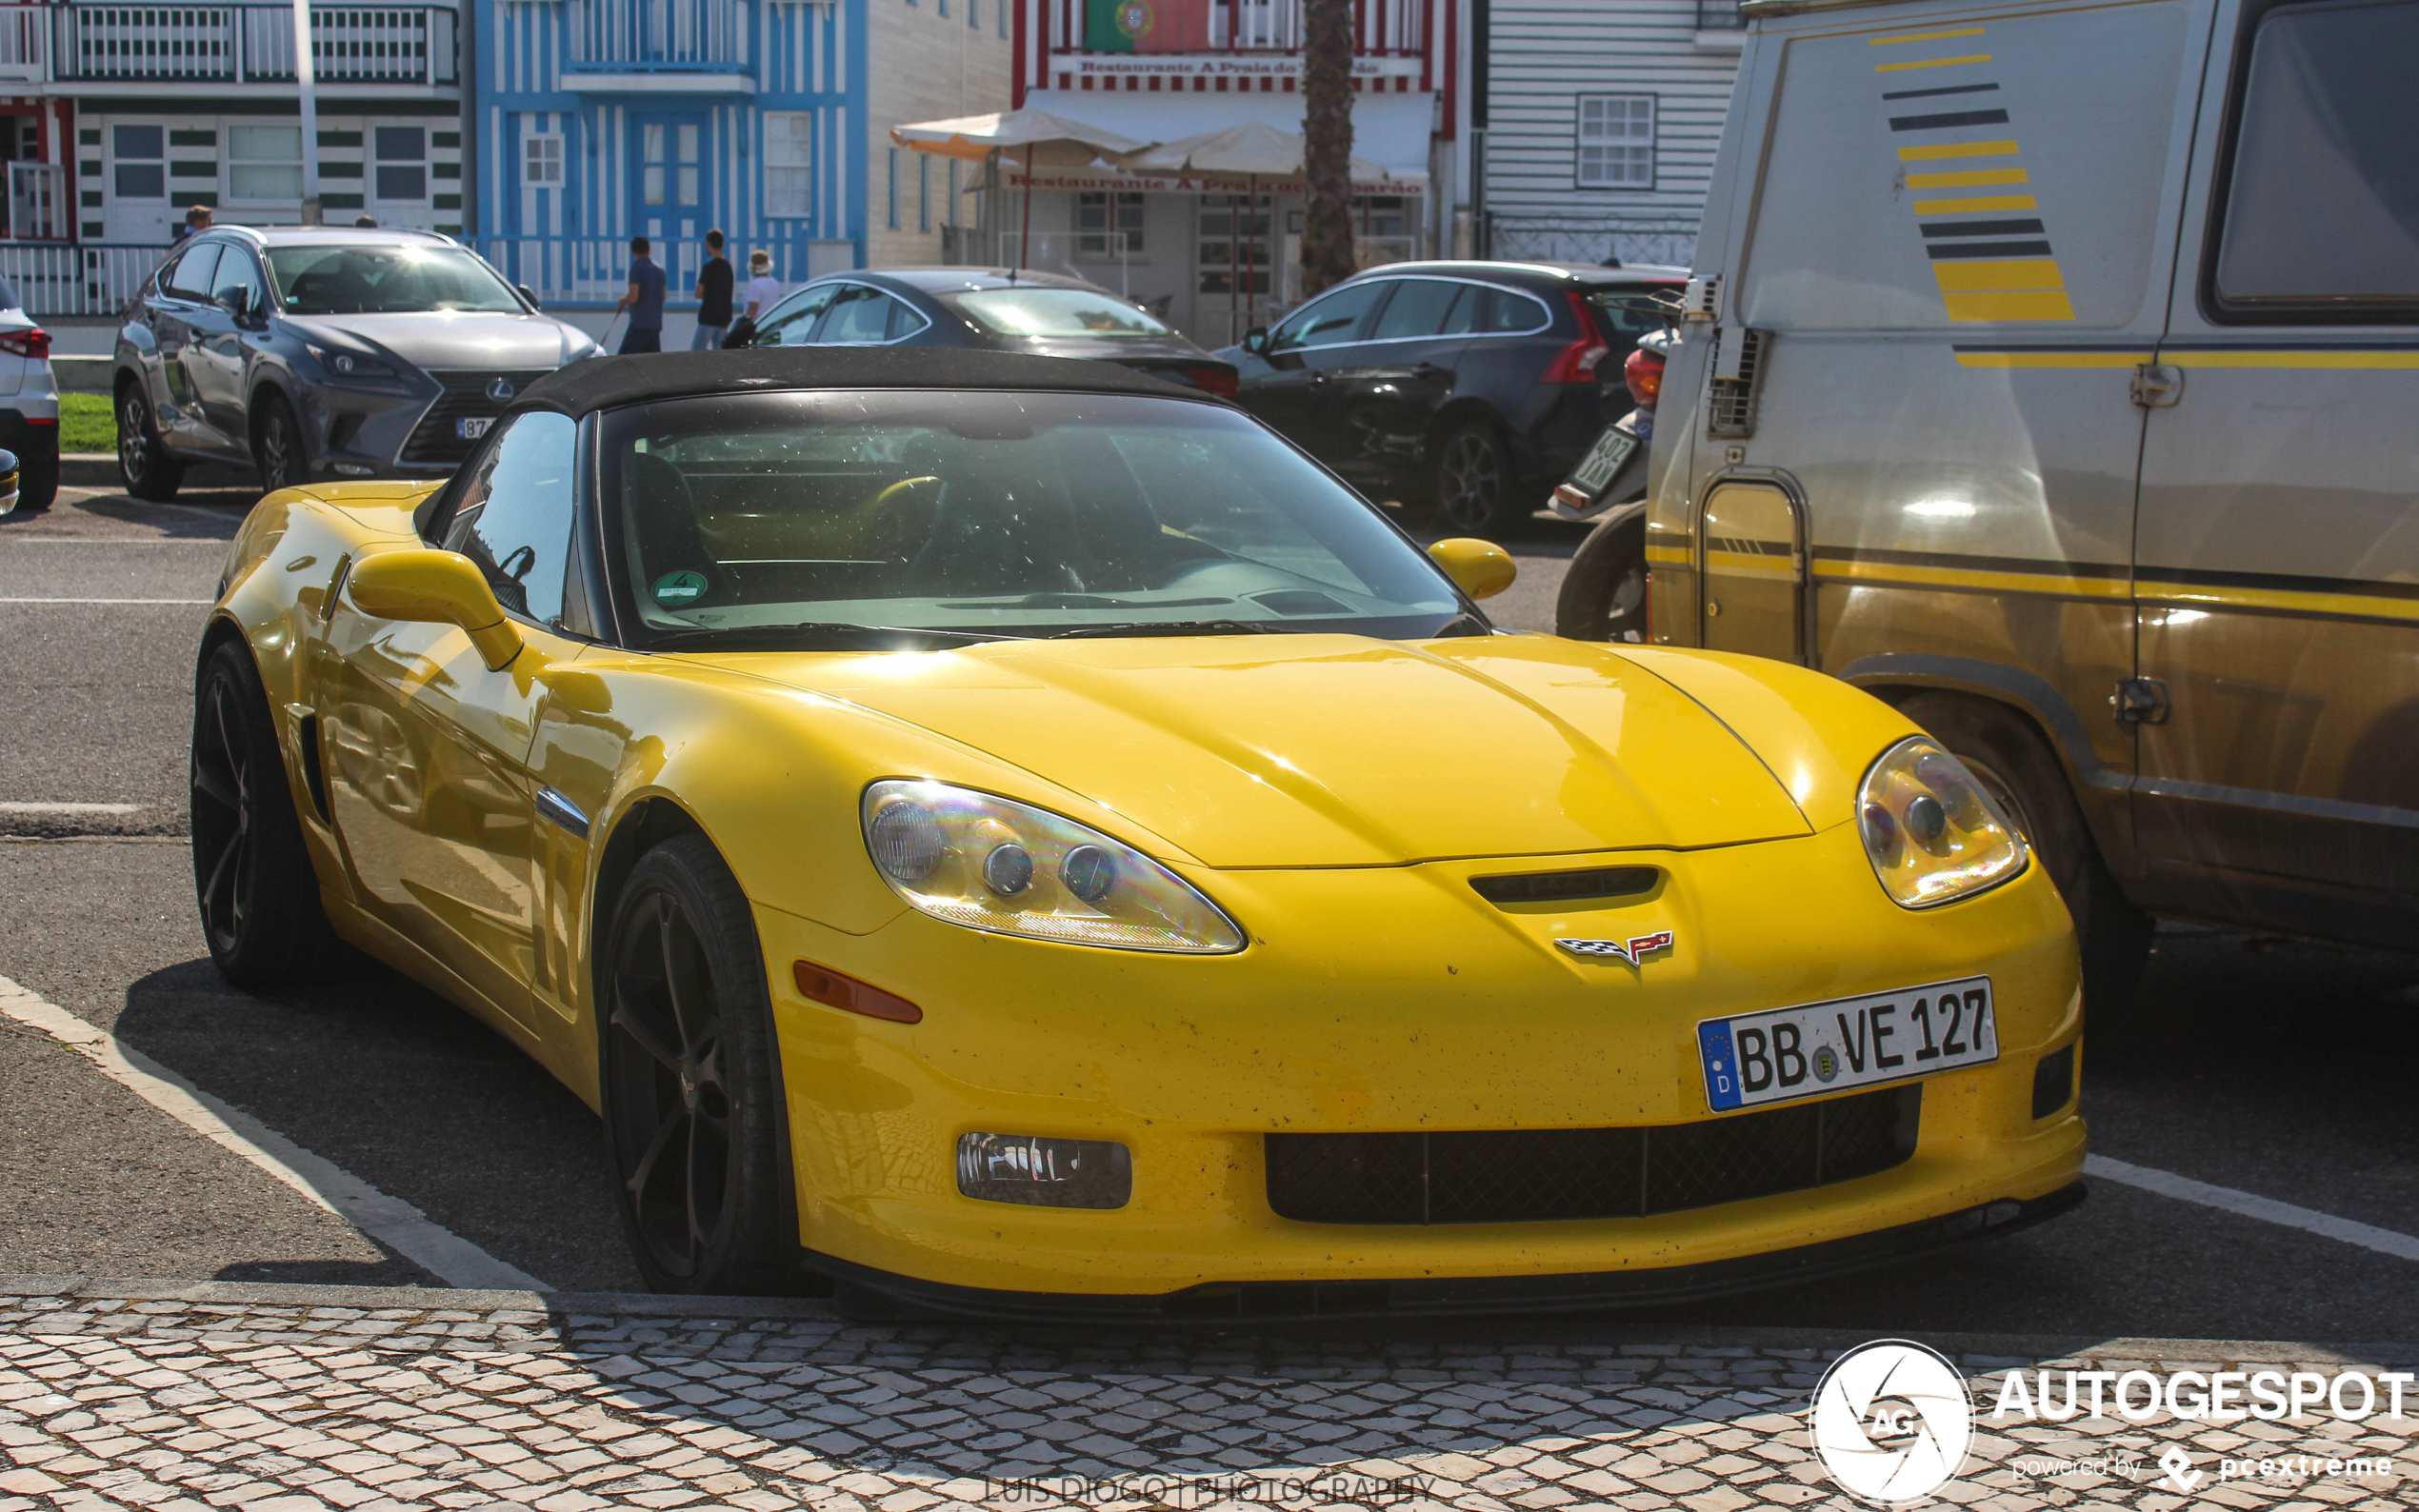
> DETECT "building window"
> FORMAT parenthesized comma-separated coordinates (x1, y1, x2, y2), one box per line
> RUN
(947, 159, 960, 227)
(968, 0, 977, 27)
(113, 123, 166, 201)
(228, 124, 302, 201)
(997, 0, 1006, 39)
(917, 153, 930, 232)
(1076, 191, 1144, 256)
(374, 125, 429, 202)
(938, 0, 949, 17)
(524, 131, 564, 189)
(887, 147, 899, 230)
(1576, 95, 1655, 189)
(765, 113, 811, 216)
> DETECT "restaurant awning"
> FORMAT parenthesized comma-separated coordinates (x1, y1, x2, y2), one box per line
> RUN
(1018, 90, 1435, 186)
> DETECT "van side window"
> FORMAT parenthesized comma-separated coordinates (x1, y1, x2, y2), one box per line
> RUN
(443, 411, 580, 628)
(2212, 0, 2419, 317)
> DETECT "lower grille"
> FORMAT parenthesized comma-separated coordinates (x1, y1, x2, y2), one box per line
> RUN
(1266, 1084, 1919, 1224)
(400, 370, 553, 465)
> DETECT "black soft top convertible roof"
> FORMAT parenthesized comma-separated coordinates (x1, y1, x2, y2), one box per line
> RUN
(508, 346, 1202, 419)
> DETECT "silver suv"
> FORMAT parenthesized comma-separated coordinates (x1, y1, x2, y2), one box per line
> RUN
(113, 227, 599, 500)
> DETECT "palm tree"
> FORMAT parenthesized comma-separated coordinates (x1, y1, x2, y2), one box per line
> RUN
(1299, 0, 1355, 298)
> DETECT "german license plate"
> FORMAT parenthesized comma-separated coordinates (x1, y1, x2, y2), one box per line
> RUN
(1566, 426, 1638, 499)
(1697, 976, 1995, 1111)
(456, 416, 493, 440)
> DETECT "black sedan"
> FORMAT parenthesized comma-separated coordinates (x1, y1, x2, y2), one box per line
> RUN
(741, 268, 1238, 397)
(1220, 260, 1686, 536)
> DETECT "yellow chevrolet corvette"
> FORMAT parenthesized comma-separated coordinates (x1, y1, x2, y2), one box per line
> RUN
(193, 347, 2084, 1315)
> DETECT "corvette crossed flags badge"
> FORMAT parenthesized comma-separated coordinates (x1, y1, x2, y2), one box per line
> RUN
(1554, 931, 1675, 965)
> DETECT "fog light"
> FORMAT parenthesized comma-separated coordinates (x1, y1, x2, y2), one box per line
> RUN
(955, 1133, 1131, 1209)
(2031, 1043, 2077, 1120)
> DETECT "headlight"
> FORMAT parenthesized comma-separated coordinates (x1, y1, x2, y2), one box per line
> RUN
(861, 780, 1245, 953)
(304, 343, 397, 379)
(1856, 735, 2028, 907)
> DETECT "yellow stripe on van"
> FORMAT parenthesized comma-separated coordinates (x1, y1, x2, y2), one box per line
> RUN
(1899, 141, 2018, 161)
(2165, 349, 2419, 369)
(1704, 550, 1801, 581)
(1943, 290, 2078, 321)
(1954, 350, 2149, 368)
(1811, 558, 2129, 600)
(1869, 26, 1986, 44)
(1913, 194, 2038, 213)
(1876, 52, 1992, 71)
(1907, 168, 2029, 189)
(2137, 580, 2419, 625)
(1932, 259, 2064, 291)
(1645, 546, 1692, 567)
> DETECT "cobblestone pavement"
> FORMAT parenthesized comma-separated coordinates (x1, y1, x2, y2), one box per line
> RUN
(0, 1279, 2410, 1512)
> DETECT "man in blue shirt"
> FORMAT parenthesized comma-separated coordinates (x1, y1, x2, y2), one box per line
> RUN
(615, 236, 667, 354)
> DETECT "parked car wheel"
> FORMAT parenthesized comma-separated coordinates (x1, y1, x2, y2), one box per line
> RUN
(190, 638, 339, 988)
(118, 384, 184, 502)
(1896, 692, 2152, 1020)
(601, 834, 799, 1295)
(253, 392, 306, 493)
(1433, 423, 1527, 536)
(1555, 503, 1649, 642)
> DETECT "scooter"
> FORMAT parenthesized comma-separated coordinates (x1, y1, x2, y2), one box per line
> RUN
(1553, 305, 1678, 643)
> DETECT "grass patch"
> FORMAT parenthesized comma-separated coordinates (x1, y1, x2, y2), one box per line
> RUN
(59, 392, 114, 454)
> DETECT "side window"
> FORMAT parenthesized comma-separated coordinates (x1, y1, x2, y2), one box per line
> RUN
(753, 284, 838, 345)
(2211, 0, 2419, 318)
(1369, 279, 1466, 340)
(1269, 281, 1389, 351)
(164, 244, 221, 302)
(211, 249, 267, 314)
(443, 411, 580, 628)
(1473, 286, 1550, 334)
(821, 284, 898, 345)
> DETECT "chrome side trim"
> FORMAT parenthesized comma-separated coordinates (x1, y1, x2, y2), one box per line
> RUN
(535, 786, 590, 839)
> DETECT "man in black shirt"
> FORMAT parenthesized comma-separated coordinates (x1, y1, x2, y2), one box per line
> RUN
(691, 229, 734, 350)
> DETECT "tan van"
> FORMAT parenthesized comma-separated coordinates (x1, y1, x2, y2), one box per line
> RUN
(1570, 0, 2419, 1005)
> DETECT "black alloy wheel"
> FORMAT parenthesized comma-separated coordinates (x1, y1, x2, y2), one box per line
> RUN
(190, 639, 336, 987)
(254, 393, 305, 493)
(118, 384, 184, 502)
(1435, 423, 1526, 536)
(602, 835, 797, 1294)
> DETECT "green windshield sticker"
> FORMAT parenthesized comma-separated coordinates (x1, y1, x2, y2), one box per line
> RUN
(651, 570, 707, 607)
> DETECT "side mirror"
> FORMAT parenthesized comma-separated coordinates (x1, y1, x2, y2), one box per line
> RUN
(215, 285, 252, 318)
(0, 447, 18, 517)
(1241, 326, 1269, 356)
(348, 548, 523, 669)
(517, 284, 540, 310)
(1427, 537, 1517, 601)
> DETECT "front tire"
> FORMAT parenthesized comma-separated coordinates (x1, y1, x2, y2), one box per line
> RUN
(118, 384, 184, 502)
(253, 392, 306, 493)
(1896, 692, 2152, 1019)
(190, 638, 338, 988)
(601, 835, 799, 1295)
(1432, 423, 1528, 537)
(1555, 504, 1648, 642)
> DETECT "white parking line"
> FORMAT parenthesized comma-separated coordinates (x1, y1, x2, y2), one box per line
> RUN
(0, 802, 141, 816)
(0, 597, 214, 605)
(0, 973, 548, 1291)
(2086, 1154, 2419, 1263)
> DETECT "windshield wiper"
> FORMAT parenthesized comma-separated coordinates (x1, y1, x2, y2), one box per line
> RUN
(1049, 619, 1292, 640)
(646, 622, 1029, 651)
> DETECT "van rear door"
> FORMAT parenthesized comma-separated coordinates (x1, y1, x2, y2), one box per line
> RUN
(2130, 0, 2419, 942)
(1671, 0, 2210, 806)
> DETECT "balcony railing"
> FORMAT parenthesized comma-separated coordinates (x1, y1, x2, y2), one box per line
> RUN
(564, 0, 741, 70)
(0, 7, 46, 77)
(1047, 0, 1425, 54)
(1695, 0, 1747, 27)
(55, 4, 458, 86)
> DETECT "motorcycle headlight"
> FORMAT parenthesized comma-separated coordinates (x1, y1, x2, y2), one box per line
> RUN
(1856, 735, 2028, 908)
(861, 781, 1245, 954)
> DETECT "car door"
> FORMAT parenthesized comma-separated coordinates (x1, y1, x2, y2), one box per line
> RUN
(1232, 279, 1391, 464)
(150, 243, 220, 447)
(2130, 0, 2419, 938)
(187, 245, 266, 448)
(319, 410, 584, 1033)
(1323, 276, 1477, 489)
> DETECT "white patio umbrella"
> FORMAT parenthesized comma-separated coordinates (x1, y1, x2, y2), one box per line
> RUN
(890, 109, 1151, 269)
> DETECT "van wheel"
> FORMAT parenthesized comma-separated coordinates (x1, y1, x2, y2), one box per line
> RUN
(600, 834, 799, 1295)
(1896, 692, 2152, 1019)
(118, 385, 184, 502)
(1555, 505, 1647, 642)
(1433, 424, 1527, 536)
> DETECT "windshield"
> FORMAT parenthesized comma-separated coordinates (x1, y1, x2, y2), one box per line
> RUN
(601, 389, 1472, 648)
(265, 245, 524, 315)
(948, 288, 1173, 338)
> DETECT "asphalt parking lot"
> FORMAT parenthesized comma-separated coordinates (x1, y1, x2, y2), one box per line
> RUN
(3, 484, 2416, 1347)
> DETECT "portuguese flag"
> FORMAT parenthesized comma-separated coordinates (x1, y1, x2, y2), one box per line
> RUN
(1086, 0, 1208, 50)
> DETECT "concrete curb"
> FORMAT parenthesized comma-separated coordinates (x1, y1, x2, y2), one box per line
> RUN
(59, 451, 257, 489)
(2, 1273, 2411, 1364)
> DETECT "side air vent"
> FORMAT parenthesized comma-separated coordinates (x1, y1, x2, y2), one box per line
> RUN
(1468, 866, 1659, 906)
(296, 714, 330, 823)
(1706, 327, 1769, 438)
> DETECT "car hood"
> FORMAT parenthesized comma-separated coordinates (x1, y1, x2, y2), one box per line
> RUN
(281, 311, 587, 373)
(704, 634, 1812, 867)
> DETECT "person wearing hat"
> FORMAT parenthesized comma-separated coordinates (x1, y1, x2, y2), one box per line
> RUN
(742, 250, 784, 324)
